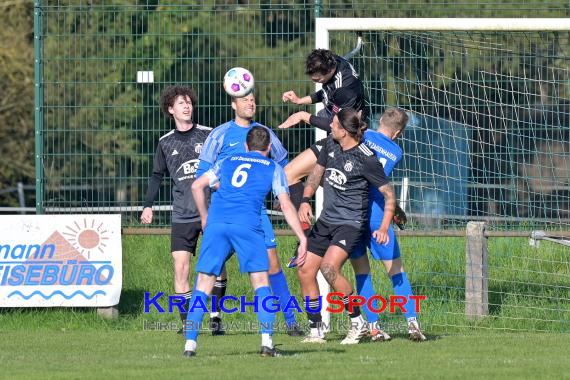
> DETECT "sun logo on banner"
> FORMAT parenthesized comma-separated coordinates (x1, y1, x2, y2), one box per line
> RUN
(62, 218, 109, 258)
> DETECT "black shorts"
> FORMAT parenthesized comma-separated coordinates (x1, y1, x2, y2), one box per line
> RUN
(171, 221, 202, 254)
(307, 219, 365, 257)
(309, 137, 330, 158)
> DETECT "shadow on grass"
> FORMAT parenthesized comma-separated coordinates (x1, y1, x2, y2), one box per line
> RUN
(0, 306, 94, 315)
(118, 288, 147, 317)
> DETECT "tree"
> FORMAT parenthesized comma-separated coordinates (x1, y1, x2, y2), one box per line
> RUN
(0, 3, 35, 207)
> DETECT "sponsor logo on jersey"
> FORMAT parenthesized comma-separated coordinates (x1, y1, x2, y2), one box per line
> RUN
(171, 149, 179, 156)
(328, 151, 334, 158)
(325, 168, 347, 187)
(175, 159, 199, 181)
(315, 145, 322, 152)
(229, 142, 240, 147)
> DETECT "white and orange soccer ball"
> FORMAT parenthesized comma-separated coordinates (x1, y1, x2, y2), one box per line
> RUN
(223, 67, 255, 98)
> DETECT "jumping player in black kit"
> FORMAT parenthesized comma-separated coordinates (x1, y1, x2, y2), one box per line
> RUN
(278, 49, 405, 267)
(296, 108, 396, 345)
(140, 85, 225, 335)
(278, 49, 366, 213)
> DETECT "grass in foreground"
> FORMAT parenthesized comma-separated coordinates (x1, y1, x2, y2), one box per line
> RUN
(1, 330, 569, 379)
(1, 235, 569, 378)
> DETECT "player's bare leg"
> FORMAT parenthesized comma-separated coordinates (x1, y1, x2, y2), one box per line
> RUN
(284, 148, 318, 186)
(321, 246, 368, 344)
(172, 250, 192, 334)
(283, 148, 318, 268)
(297, 252, 326, 343)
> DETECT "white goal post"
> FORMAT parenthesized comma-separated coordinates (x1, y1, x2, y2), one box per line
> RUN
(313, 17, 570, 329)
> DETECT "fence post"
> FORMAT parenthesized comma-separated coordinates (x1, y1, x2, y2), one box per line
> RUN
(465, 221, 488, 319)
(97, 305, 119, 320)
(34, 0, 44, 214)
(17, 182, 26, 214)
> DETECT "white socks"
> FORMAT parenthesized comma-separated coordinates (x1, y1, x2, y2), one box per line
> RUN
(184, 340, 197, 352)
(261, 333, 273, 349)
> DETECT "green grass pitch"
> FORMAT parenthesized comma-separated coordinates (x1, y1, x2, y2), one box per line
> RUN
(0, 235, 568, 378)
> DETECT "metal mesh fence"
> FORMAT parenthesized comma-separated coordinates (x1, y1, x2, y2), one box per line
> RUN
(35, 1, 570, 229)
(328, 29, 570, 231)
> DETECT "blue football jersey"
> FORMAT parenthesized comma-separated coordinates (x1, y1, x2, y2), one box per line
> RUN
(363, 129, 403, 219)
(204, 152, 289, 227)
(197, 120, 288, 177)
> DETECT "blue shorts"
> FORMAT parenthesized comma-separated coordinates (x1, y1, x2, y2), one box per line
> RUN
(260, 208, 277, 249)
(351, 221, 400, 261)
(196, 223, 269, 275)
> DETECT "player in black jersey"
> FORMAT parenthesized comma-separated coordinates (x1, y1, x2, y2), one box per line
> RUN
(277, 49, 367, 229)
(280, 49, 365, 131)
(296, 108, 396, 344)
(140, 85, 225, 335)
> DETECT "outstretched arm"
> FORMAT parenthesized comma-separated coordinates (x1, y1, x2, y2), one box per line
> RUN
(298, 163, 325, 224)
(282, 91, 313, 105)
(278, 111, 311, 129)
(277, 111, 332, 133)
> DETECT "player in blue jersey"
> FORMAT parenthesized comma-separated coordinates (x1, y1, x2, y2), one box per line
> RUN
(196, 93, 304, 336)
(184, 126, 308, 357)
(350, 108, 426, 342)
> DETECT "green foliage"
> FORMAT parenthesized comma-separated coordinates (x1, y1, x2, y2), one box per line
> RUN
(0, 3, 35, 207)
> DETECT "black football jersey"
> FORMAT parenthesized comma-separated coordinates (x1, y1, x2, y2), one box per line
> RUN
(144, 124, 212, 222)
(316, 136, 389, 227)
(310, 55, 365, 115)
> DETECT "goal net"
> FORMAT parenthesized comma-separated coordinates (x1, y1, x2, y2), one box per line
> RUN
(317, 18, 570, 233)
(315, 19, 570, 333)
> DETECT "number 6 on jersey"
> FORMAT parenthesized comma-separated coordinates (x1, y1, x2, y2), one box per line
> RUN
(231, 163, 251, 187)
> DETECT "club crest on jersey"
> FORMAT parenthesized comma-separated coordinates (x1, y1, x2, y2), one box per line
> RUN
(194, 143, 203, 154)
(344, 161, 353, 172)
(325, 168, 347, 186)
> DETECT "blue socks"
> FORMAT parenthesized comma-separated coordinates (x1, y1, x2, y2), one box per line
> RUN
(357, 272, 418, 323)
(269, 270, 297, 327)
(356, 274, 379, 324)
(255, 286, 275, 334)
(390, 272, 417, 320)
(185, 290, 208, 341)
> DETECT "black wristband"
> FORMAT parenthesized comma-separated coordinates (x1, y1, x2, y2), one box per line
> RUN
(301, 197, 311, 204)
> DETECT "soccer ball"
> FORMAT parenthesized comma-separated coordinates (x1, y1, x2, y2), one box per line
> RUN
(223, 67, 255, 98)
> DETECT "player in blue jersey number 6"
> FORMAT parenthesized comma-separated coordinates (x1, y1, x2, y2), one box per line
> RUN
(184, 126, 308, 358)
(196, 93, 304, 336)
